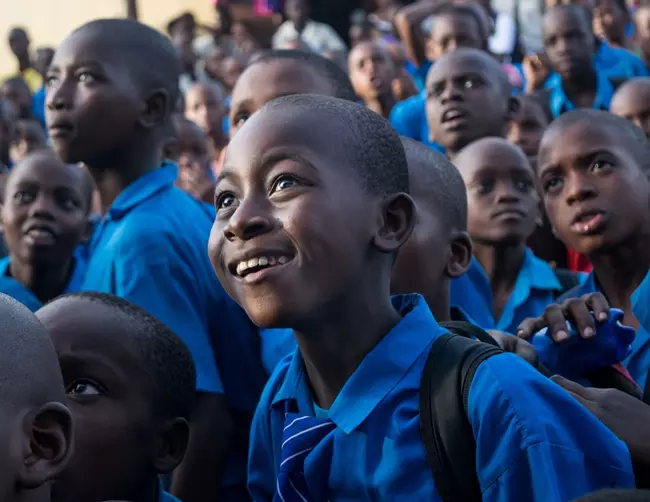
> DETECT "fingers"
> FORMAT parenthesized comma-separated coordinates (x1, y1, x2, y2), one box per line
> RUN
(563, 298, 596, 339)
(585, 293, 610, 323)
(543, 304, 573, 342)
(517, 316, 548, 340)
(551, 375, 595, 409)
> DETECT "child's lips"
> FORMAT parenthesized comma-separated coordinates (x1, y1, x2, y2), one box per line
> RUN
(570, 210, 606, 235)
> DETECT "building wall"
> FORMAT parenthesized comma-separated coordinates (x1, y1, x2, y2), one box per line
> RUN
(0, 0, 213, 77)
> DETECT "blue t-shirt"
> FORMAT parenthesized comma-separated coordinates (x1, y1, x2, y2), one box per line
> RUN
(563, 271, 650, 390)
(389, 92, 445, 153)
(0, 255, 86, 311)
(459, 249, 582, 334)
(249, 294, 634, 501)
(32, 87, 46, 129)
(594, 41, 649, 78)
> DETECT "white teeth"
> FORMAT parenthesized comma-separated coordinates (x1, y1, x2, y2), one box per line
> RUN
(235, 255, 291, 277)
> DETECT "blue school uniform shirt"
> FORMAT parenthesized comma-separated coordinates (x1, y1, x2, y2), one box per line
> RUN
(633, 269, 650, 337)
(0, 255, 86, 311)
(460, 249, 569, 334)
(81, 162, 223, 394)
(32, 87, 46, 129)
(389, 92, 445, 152)
(449, 256, 498, 330)
(562, 271, 650, 390)
(545, 70, 616, 118)
(407, 61, 432, 92)
(249, 294, 634, 501)
(594, 41, 648, 78)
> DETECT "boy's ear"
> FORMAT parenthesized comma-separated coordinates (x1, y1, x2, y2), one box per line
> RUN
(153, 417, 190, 473)
(139, 88, 170, 130)
(507, 95, 521, 122)
(446, 230, 472, 279)
(19, 402, 73, 490)
(373, 193, 416, 254)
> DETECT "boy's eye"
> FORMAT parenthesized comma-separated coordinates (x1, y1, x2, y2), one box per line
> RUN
(516, 179, 534, 192)
(591, 160, 614, 174)
(77, 72, 96, 84)
(13, 190, 34, 203)
(233, 114, 250, 128)
(215, 192, 237, 210)
(543, 177, 563, 193)
(271, 175, 299, 193)
(45, 75, 59, 87)
(59, 196, 81, 211)
(474, 179, 494, 194)
(67, 380, 102, 396)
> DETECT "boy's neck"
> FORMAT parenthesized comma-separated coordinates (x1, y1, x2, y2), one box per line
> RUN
(590, 231, 650, 315)
(17, 56, 30, 73)
(473, 240, 526, 318)
(293, 278, 402, 409)
(365, 93, 397, 119)
(9, 256, 75, 305)
(562, 67, 598, 107)
(86, 144, 162, 214)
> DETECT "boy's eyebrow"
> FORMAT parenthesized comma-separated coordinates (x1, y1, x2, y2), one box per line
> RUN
(217, 149, 317, 185)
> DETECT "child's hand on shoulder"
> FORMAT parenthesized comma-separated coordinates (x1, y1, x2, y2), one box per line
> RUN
(517, 292, 610, 342)
(488, 330, 541, 369)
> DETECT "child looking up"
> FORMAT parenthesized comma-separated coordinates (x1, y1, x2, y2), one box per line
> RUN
(45, 19, 246, 502)
(0, 150, 92, 310)
(210, 93, 634, 500)
(426, 48, 518, 159)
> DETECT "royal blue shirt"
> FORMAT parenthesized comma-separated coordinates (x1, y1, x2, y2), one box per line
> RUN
(594, 42, 649, 78)
(389, 92, 445, 153)
(449, 257, 499, 331)
(633, 270, 650, 336)
(32, 87, 46, 129)
(81, 163, 224, 394)
(544, 70, 616, 118)
(462, 249, 576, 334)
(562, 271, 650, 390)
(249, 294, 634, 501)
(0, 255, 85, 311)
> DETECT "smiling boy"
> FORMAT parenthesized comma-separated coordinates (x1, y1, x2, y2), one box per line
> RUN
(209, 93, 634, 501)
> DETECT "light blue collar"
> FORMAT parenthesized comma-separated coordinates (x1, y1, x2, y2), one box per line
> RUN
(548, 72, 614, 118)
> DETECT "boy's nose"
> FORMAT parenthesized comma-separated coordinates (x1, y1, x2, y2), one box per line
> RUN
(223, 199, 275, 242)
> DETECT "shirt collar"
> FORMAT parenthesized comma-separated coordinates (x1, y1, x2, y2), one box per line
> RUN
(272, 294, 446, 434)
(548, 72, 615, 118)
(106, 162, 178, 220)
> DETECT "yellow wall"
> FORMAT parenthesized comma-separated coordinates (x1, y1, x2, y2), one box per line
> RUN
(0, 0, 214, 77)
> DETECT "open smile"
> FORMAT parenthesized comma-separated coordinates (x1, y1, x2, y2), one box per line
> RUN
(229, 251, 295, 284)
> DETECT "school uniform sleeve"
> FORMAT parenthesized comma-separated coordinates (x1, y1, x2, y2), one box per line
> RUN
(468, 353, 635, 501)
(389, 93, 426, 141)
(248, 355, 293, 501)
(110, 226, 224, 395)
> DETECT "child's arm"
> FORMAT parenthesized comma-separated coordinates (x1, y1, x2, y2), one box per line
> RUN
(469, 353, 635, 501)
(394, 1, 438, 68)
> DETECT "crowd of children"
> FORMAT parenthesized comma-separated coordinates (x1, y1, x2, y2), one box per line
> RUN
(5, 0, 650, 500)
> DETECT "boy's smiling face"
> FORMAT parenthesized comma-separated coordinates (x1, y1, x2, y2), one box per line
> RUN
(38, 298, 160, 502)
(456, 138, 539, 246)
(2, 152, 89, 267)
(210, 103, 382, 328)
(45, 29, 144, 164)
(537, 119, 650, 255)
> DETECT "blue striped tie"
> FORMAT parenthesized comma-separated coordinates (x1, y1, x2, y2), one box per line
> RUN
(273, 413, 336, 502)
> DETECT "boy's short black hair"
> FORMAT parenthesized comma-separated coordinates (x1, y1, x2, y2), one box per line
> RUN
(250, 50, 358, 102)
(72, 19, 181, 121)
(166, 12, 195, 36)
(543, 108, 650, 169)
(55, 292, 197, 420)
(264, 94, 409, 195)
(401, 137, 467, 231)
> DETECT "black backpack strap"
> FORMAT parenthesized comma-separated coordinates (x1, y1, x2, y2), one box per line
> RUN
(419, 330, 503, 502)
(440, 321, 500, 347)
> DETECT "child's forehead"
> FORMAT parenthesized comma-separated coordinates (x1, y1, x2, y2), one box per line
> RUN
(9, 155, 82, 187)
(458, 141, 528, 173)
(540, 121, 620, 162)
(429, 56, 493, 83)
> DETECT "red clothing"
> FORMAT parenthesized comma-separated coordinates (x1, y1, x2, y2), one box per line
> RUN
(567, 248, 593, 274)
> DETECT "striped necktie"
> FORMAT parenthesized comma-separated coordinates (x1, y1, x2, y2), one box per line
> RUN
(273, 413, 336, 502)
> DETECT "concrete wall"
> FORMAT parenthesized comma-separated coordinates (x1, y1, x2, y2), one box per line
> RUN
(0, 0, 213, 77)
